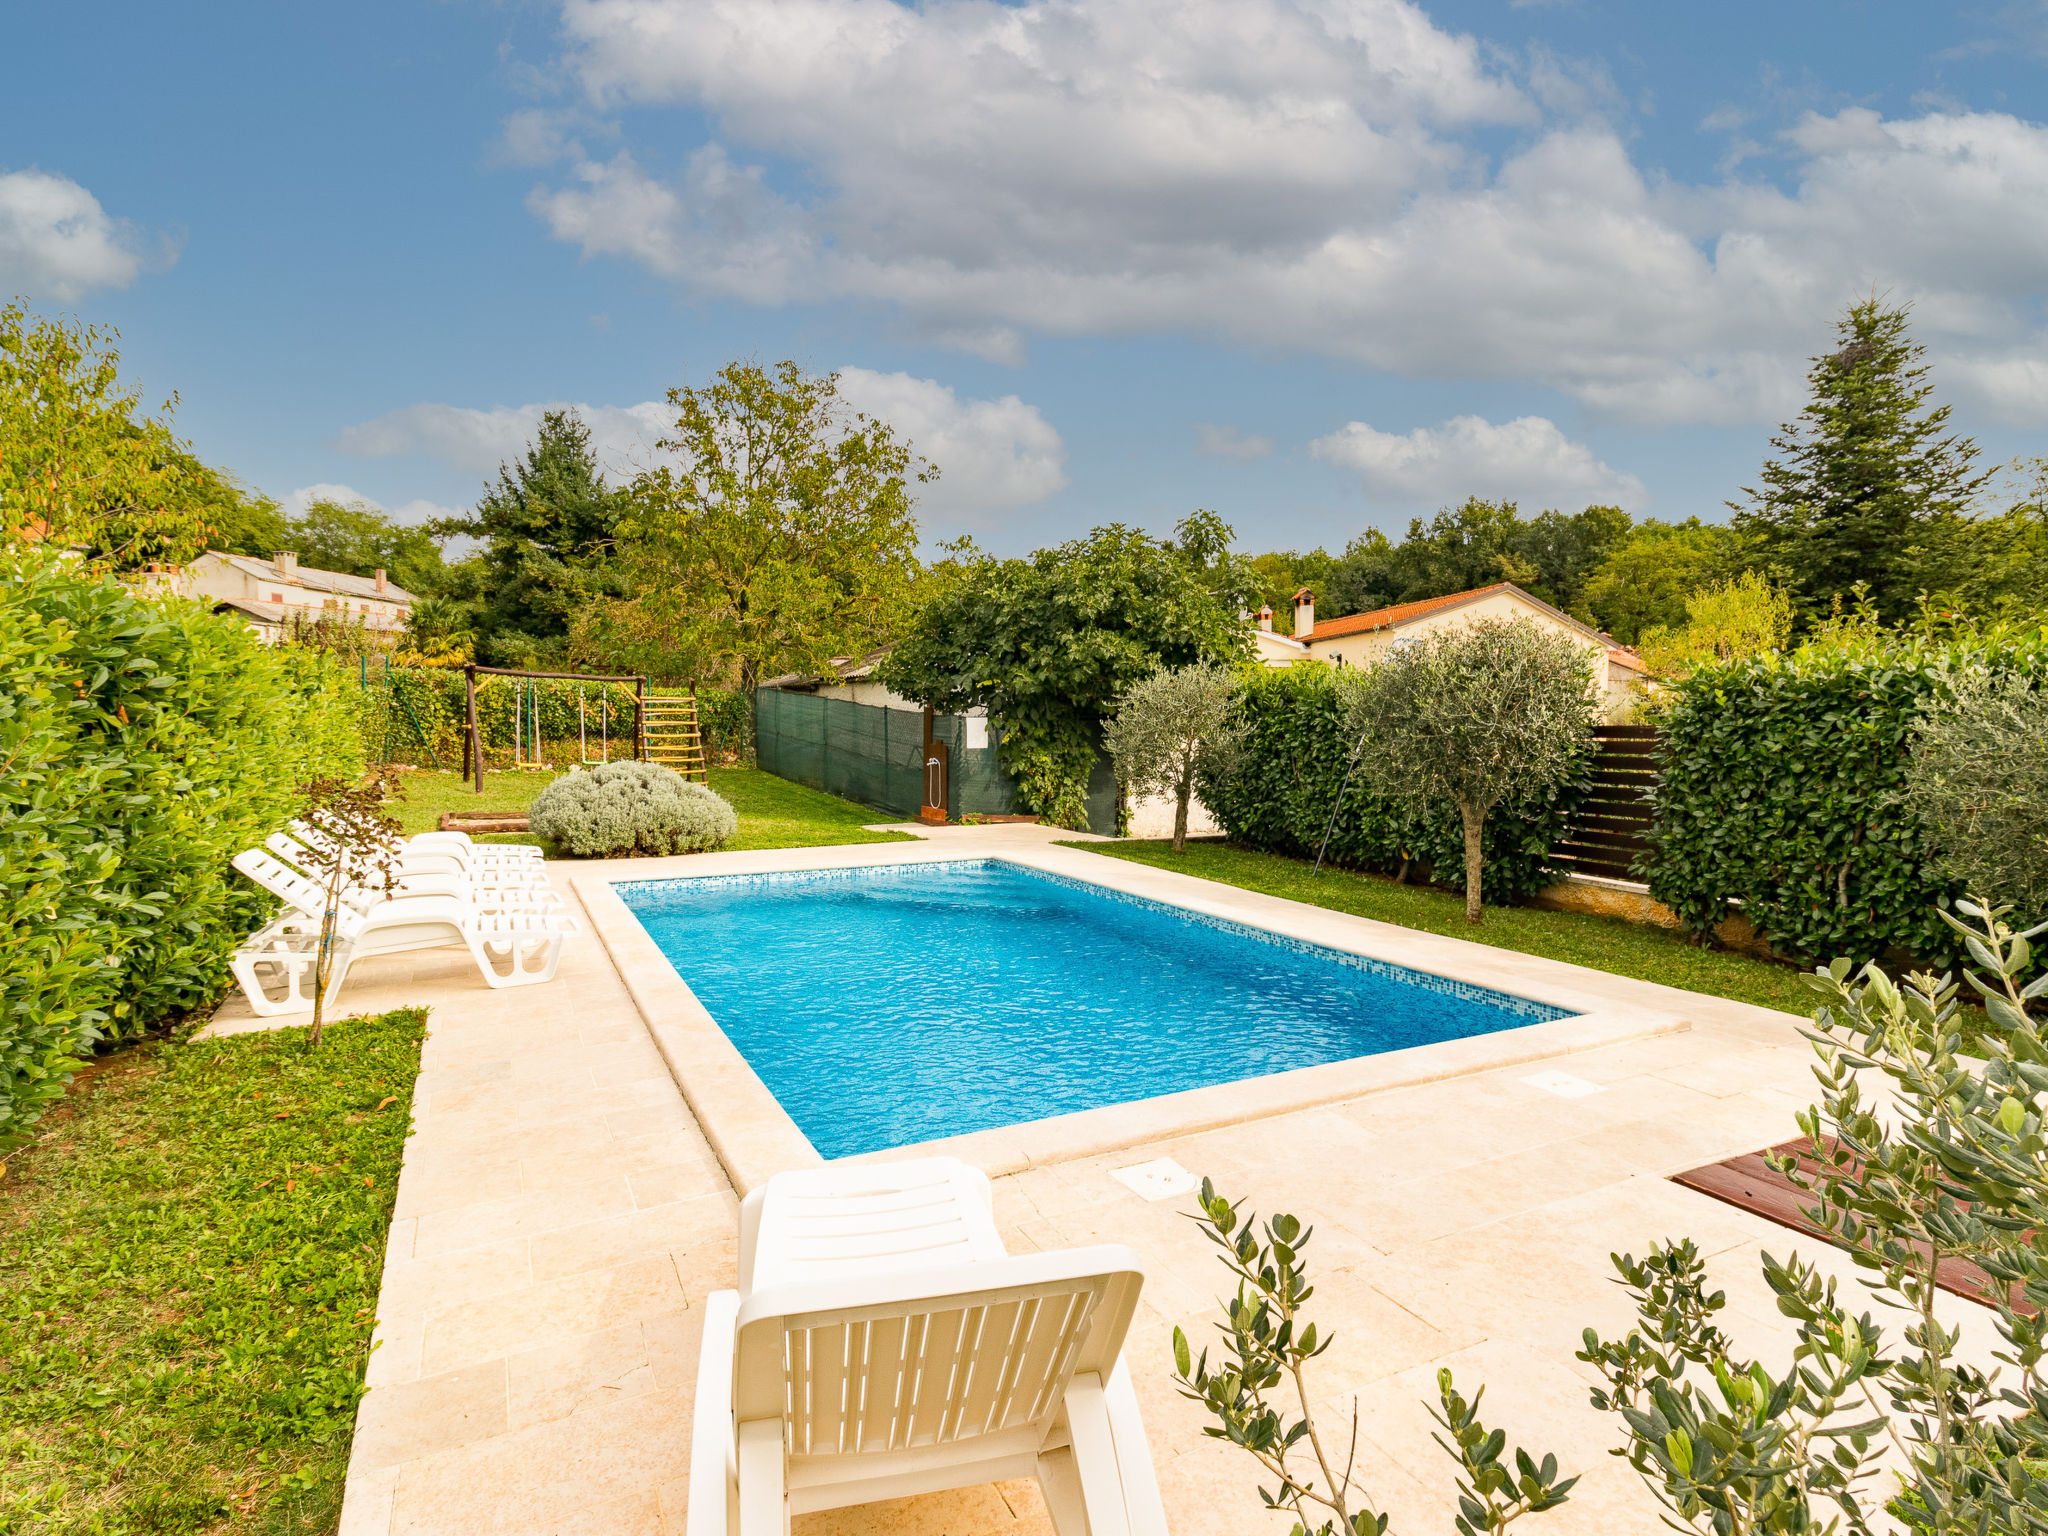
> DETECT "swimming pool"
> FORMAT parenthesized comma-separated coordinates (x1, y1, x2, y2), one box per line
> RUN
(618, 859, 1572, 1159)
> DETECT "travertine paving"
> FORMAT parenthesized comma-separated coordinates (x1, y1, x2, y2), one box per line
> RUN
(205, 830, 1997, 1535)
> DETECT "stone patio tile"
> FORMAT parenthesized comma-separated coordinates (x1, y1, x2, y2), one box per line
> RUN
(376, 1236, 535, 1318)
(525, 1192, 733, 1282)
(420, 1253, 686, 1375)
(503, 1310, 694, 1429)
(1653, 1045, 1813, 1100)
(385, 1389, 687, 1536)
(791, 1481, 1032, 1536)
(392, 1155, 525, 1220)
(351, 1358, 511, 1472)
(412, 1176, 638, 1258)
(364, 1310, 429, 1389)
(1570, 1084, 1810, 1174)
(338, 1464, 400, 1536)
(1355, 1136, 1646, 1251)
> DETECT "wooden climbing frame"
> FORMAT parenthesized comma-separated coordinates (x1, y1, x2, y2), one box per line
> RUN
(636, 682, 708, 783)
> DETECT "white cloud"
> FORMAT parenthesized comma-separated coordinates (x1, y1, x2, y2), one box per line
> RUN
(1195, 423, 1274, 461)
(835, 368, 1068, 521)
(1309, 414, 1645, 508)
(0, 169, 160, 301)
(282, 483, 466, 527)
(334, 401, 674, 480)
(514, 0, 2048, 425)
(336, 373, 1067, 524)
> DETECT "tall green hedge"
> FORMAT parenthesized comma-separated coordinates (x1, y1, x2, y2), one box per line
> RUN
(0, 554, 362, 1153)
(1198, 664, 1587, 904)
(1644, 631, 2048, 967)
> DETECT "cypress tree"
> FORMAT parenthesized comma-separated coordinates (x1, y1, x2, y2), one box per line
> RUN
(1732, 299, 1988, 624)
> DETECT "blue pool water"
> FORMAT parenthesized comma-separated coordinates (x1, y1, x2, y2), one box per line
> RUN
(619, 860, 1570, 1158)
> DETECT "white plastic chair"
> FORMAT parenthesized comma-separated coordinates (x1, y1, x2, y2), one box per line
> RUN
(692, 1159, 1168, 1536)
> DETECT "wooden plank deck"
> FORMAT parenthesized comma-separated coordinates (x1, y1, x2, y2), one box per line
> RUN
(1672, 1138, 2021, 1312)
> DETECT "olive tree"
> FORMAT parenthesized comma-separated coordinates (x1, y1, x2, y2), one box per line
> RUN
(1905, 668, 2048, 917)
(1104, 662, 1241, 851)
(1347, 618, 1596, 923)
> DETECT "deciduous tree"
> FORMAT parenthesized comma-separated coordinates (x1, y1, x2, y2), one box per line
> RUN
(1347, 617, 1596, 922)
(617, 362, 925, 694)
(1636, 569, 1793, 678)
(1583, 517, 1744, 643)
(0, 299, 213, 569)
(879, 522, 1247, 828)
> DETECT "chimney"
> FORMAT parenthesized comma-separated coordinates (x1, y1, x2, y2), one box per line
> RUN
(1293, 587, 1315, 639)
(1255, 604, 1274, 632)
(273, 551, 298, 580)
(374, 568, 388, 594)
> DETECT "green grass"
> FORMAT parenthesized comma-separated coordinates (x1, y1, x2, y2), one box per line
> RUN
(710, 767, 917, 851)
(385, 766, 913, 855)
(0, 1008, 427, 1534)
(1065, 840, 1821, 1017)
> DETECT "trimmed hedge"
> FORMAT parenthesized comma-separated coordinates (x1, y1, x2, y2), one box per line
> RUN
(0, 554, 362, 1152)
(1644, 630, 2048, 967)
(1198, 664, 1587, 904)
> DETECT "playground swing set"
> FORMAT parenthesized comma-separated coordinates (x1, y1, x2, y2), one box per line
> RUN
(459, 664, 708, 793)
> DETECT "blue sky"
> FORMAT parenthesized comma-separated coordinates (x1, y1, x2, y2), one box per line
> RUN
(5, 0, 2044, 556)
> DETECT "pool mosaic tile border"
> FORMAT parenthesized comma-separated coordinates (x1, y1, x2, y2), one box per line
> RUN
(614, 857, 1571, 1024)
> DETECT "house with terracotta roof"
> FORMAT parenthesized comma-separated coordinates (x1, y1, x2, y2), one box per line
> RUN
(148, 550, 416, 645)
(1276, 581, 1647, 720)
(1244, 604, 1310, 668)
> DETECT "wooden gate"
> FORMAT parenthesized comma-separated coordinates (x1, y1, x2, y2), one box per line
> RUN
(1549, 724, 1659, 882)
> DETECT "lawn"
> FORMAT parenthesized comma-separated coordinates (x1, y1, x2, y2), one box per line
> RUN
(1068, 840, 1822, 1017)
(0, 1007, 427, 1534)
(386, 766, 914, 854)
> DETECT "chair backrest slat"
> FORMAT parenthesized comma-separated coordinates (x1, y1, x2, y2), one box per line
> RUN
(741, 1260, 1137, 1466)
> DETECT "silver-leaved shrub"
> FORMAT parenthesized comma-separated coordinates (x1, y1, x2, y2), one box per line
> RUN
(529, 761, 737, 857)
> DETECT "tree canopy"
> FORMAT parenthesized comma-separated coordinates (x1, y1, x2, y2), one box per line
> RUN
(878, 518, 1248, 823)
(433, 409, 627, 666)
(1581, 517, 1744, 644)
(613, 361, 925, 692)
(1104, 662, 1241, 851)
(287, 496, 445, 596)
(1733, 298, 1989, 624)
(1273, 499, 1636, 631)
(1, 300, 216, 570)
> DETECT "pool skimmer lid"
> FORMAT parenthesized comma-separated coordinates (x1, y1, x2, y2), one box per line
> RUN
(1111, 1157, 1202, 1202)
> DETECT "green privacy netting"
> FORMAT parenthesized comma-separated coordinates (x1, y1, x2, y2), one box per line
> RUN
(755, 687, 1124, 828)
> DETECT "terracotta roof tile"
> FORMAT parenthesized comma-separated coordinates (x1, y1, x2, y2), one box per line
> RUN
(1304, 584, 1512, 642)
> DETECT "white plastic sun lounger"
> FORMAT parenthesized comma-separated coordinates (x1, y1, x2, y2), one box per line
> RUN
(263, 832, 559, 910)
(229, 850, 578, 1010)
(691, 1158, 1168, 1536)
(284, 822, 552, 888)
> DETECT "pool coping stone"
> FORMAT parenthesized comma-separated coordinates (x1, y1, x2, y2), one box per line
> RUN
(574, 842, 1694, 1195)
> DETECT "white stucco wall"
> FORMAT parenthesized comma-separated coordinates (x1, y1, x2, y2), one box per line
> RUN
(1305, 589, 1643, 720)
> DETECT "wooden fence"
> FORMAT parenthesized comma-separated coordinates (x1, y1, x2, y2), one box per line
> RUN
(1548, 724, 1659, 883)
